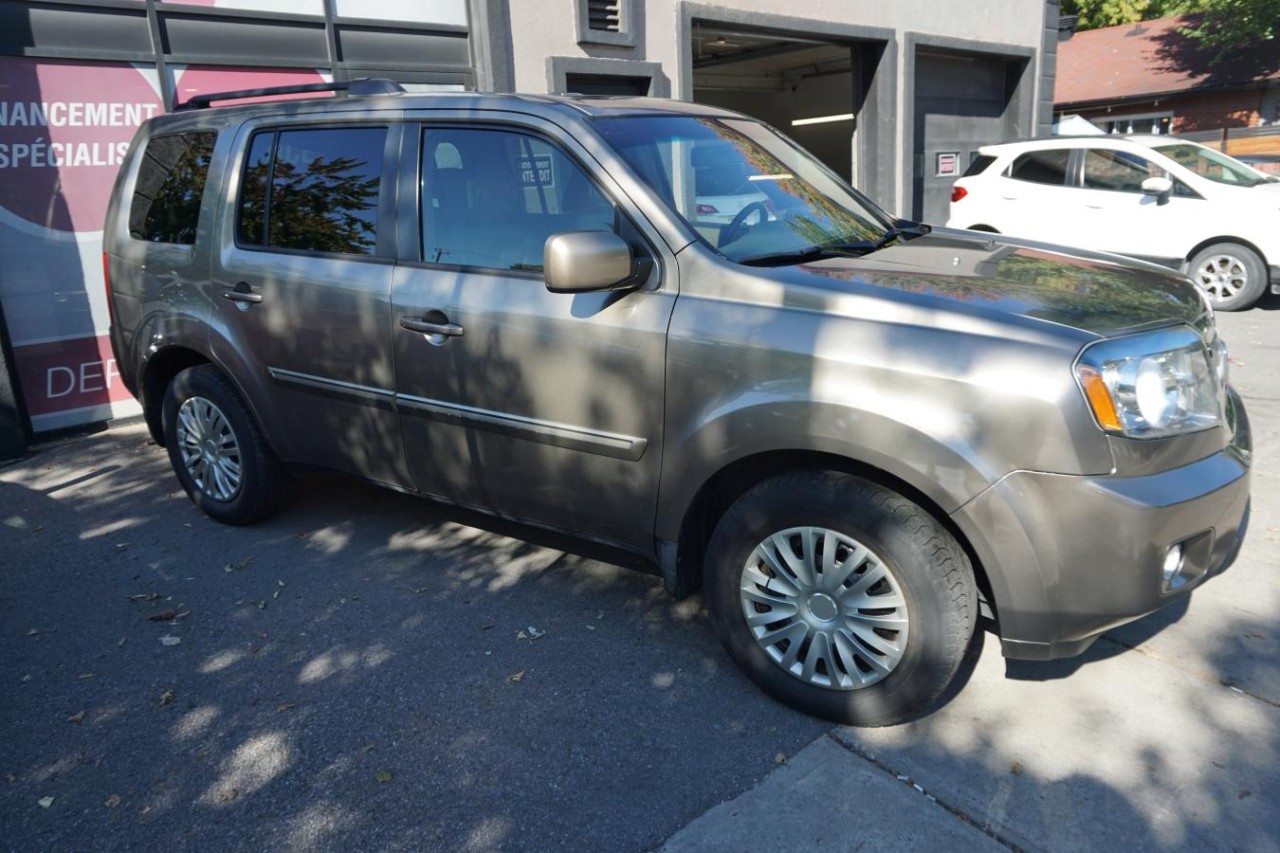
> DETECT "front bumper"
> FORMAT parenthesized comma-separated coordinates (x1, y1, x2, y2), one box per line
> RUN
(953, 388, 1252, 661)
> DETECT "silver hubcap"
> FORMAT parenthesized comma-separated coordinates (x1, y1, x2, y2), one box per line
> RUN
(176, 396, 242, 501)
(1196, 254, 1247, 300)
(739, 526, 910, 690)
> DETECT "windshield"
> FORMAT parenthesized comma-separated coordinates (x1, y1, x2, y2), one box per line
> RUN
(1150, 142, 1271, 187)
(593, 116, 895, 263)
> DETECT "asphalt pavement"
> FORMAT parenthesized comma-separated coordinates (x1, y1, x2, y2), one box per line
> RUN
(3, 294, 1278, 851)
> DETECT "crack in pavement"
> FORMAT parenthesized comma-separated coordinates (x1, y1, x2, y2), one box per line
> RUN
(825, 730, 1022, 852)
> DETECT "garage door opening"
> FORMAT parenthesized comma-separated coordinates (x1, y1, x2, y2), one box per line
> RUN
(689, 22, 887, 204)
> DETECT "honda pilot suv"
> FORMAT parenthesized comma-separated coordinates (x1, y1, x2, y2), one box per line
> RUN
(104, 80, 1251, 726)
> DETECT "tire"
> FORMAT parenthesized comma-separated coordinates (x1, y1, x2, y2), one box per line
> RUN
(1188, 243, 1267, 311)
(704, 471, 976, 726)
(161, 365, 287, 525)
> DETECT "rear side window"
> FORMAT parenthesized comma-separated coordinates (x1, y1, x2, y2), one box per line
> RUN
(237, 126, 386, 256)
(1007, 149, 1070, 185)
(129, 132, 216, 244)
(963, 154, 996, 177)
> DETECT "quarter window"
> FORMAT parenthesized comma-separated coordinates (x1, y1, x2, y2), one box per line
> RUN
(129, 132, 216, 244)
(237, 127, 386, 255)
(420, 128, 617, 271)
(1007, 150, 1071, 185)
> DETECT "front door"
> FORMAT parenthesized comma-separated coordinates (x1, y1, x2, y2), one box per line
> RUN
(211, 119, 410, 487)
(391, 120, 674, 552)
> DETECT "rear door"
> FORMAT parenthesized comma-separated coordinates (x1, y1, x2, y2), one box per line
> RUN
(390, 115, 675, 551)
(210, 115, 411, 487)
(984, 147, 1077, 243)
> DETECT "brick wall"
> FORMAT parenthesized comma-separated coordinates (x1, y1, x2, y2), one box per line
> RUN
(1074, 88, 1263, 132)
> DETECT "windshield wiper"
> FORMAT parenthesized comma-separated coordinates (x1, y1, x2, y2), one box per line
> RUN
(737, 245, 867, 267)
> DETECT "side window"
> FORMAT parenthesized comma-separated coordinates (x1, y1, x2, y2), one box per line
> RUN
(1083, 149, 1198, 198)
(420, 127, 618, 271)
(1082, 149, 1156, 193)
(236, 126, 386, 256)
(129, 132, 216, 244)
(1007, 150, 1071, 185)
(963, 154, 996, 177)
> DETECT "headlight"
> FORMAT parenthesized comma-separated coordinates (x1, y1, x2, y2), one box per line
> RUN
(1076, 326, 1222, 439)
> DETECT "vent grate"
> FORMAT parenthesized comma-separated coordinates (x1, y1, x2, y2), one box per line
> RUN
(587, 0, 621, 32)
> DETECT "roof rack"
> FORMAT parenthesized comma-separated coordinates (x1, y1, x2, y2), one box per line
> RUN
(174, 78, 405, 111)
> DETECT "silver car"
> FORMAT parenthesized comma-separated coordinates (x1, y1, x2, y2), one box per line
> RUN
(104, 80, 1251, 726)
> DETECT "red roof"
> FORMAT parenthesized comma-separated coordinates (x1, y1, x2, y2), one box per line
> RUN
(1056, 15, 1280, 106)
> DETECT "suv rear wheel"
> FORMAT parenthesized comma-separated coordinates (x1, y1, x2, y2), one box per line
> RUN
(704, 471, 976, 726)
(162, 365, 287, 525)
(1189, 243, 1266, 311)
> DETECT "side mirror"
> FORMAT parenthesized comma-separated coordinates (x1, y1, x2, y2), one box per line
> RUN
(1141, 176, 1173, 206)
(544, 231, 651, 293)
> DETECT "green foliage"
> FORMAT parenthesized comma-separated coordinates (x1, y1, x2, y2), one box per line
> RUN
(1060, 0, 1185, 29)
(1176, 0, 1279, 59)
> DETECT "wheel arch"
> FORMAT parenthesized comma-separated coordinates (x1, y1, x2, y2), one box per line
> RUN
(663, 448, 998, 627)
(141, 346, 211, 445)
(1185, 236, 1269, 268)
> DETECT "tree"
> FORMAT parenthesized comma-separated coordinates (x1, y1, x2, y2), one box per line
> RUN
(1060, 0, 1183, 29)
(1177, 0, 1279, 60)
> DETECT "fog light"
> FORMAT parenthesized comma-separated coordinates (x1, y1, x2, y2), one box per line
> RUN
(1161, 544, 1185, 590)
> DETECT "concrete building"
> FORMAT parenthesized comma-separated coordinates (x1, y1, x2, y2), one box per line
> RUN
(0, 0, 1060, 449)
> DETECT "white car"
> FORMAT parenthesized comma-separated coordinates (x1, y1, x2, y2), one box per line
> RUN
(947, 135, 1280, 310)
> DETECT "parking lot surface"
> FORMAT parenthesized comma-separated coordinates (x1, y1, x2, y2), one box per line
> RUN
(3, 296, 1278, 851)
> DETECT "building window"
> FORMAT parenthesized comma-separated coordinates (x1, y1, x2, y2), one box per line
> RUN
(1101, 112, 1173, 135)
(129, 132, 216, 245)
(576, 0, 635, 47)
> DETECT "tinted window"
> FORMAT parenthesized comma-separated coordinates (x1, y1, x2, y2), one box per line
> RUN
(1008, 150, 1070, 185)
(963, 154, 996, 177)
(237, 127, 385, 255)
(237, 132, 274, 246)
(420, 128, 617, 271)
(1082, 149, 1156, 193)
(129, 132, 216, 244)
(1084, 148, 1198, 198)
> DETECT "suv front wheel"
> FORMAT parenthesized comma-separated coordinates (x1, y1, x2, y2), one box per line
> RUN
(161, 365, 288, 525)
(704, 471, 976, 726)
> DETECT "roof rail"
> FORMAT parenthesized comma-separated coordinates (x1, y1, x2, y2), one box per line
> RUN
(174, 78, 404, 111)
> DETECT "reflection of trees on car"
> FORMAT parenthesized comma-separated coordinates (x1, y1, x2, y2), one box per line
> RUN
(267, 157, 380, 255)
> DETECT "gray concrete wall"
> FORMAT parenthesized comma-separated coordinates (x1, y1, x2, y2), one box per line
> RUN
(499, 0, 1052, 214)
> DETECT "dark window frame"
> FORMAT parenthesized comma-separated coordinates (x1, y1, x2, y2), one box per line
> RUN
(232, 121, 395, 262)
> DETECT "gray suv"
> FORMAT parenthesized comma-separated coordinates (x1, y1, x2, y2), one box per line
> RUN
(104, 80, 1251, 726)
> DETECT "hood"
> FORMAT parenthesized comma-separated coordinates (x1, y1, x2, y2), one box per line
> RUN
(782, 231, 1208, 339)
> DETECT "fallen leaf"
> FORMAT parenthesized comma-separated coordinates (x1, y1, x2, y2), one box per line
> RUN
(128, 593, 162, 602)
(38, 796, 54, 809)
(596, 610, 604, 620)
(1010, 761, 1024, 775)
(774, 752, 787, 765)
(218, 788, 238, 803)
(292, 532, 310, 539)
(104, 794, 121, 808)
(1239, 789, 1253, 800)
(67, 711, 86, 724)
(223, 557, 253, 573)
(159, 635, 181, 647)
(5, 772, 16, 783)
(117, 637, 127, 649)
(159, 689, 174, 707)
(374, 770, 393, 784)
(148, 610, 177, 622)
(480, 621, 495, 631)
(409, 587, 429, 595)
(276, 703, 297, 713)
(1244, 632, 1266, 641)
(77, 673, 95, 680)
(507, 671, 525, 683)
(584, 625, 596, 631)
(116, 543, 130, 551)
(26, 628, 39, 636)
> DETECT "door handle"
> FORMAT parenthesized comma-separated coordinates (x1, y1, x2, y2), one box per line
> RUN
(221, 282, 263, 304)
(400, 317, 464, 337)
